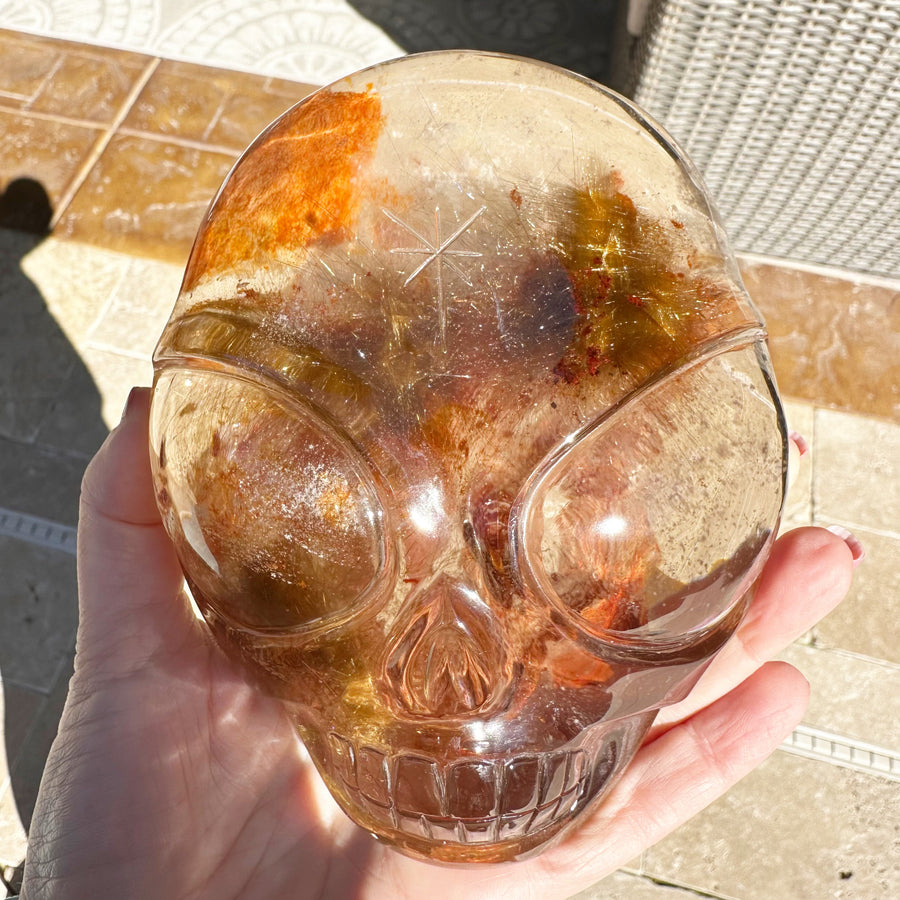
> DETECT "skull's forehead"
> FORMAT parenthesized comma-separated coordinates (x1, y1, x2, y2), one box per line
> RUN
(168, 271, 623, 507)
(161, 60, 761, 494)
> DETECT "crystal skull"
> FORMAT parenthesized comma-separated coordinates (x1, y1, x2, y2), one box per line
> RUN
(149, 51, 787, 863)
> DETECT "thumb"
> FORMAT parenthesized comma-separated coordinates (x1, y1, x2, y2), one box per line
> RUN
(76, 386, 190, 678)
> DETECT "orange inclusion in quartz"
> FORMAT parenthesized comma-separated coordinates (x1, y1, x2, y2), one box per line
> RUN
(183, 90, 384, 291)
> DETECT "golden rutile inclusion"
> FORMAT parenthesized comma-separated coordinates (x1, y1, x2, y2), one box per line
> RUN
(149, 52, 786, 863)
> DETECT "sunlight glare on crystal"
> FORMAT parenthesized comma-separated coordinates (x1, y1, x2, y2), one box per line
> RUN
(593, 514, 627, 538)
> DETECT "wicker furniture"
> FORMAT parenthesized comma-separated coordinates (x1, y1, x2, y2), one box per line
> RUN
(617, 0, 900, 278)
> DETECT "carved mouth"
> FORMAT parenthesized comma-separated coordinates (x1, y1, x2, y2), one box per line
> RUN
(326, 733, 590, 846)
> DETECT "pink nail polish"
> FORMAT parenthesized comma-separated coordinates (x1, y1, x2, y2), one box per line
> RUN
(826, 525, 866, 567)
(789, 430, 810, 457)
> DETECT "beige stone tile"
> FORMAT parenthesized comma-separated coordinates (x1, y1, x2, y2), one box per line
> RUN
(27, 47, 148, 125)
(57, 133, 237, 266)
(0, 655, 72, 867)
(4, 237, 120, 454)
(121, 59, 313, 151)
(8, 653, 73, 840)
(778, 643, 900, 747)
(569, 869, 694, 899)
(205, 78, 314, 151)
(32, 357, 109, 459)
(0, 29, 148, 110)
(807, 527, 900, 665)
(0, 538, 77, 694)
(0, 232, 109, 457)
(0, 230, 92, 444)
(0, 682, 41, 864)
(19, 237, 129, 349)
(122, 59, 239, 144)
(87, 256, 183, 359)
(741, 258, 900, 422)
(780, 397, 814, 529)
(78, 346, 154, 429)
(0, 32, 58, 106)
(0, 683, 44, 774)
(643, 752, 898, 899)
(0, 110, 102, 222)
(1, 860, 23, 893)
(813, 408, 900, 535)
(0, 435, 87, 527)
(0, 781, 27, 867)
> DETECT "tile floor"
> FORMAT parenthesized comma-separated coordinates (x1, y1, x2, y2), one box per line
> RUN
(0, 24, 898, 900)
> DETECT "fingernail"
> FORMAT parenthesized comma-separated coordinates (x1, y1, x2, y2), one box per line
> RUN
(121, 386, 141, 422)
(786, 430, 809, 491)
(826, 525, 866, 568)
(789, 430, 810, 457)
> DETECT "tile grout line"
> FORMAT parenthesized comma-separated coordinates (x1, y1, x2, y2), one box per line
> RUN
(632, 872, 740, 900)
(116, 125, 243, 157)
(83, 339, 154, 362)
(797, 634, 900, 670)
(21, 54, 65, 110)
(82, 255, 139, 352)
(49, 56, 161, 232)
(5, 642, 76, 779)
(738, 251, 900, 292)
(0, 103, 107, 132)
(804, 642, 900, 671)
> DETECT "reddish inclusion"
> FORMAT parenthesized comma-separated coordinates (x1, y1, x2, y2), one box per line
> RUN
(552, 174, 745, 383)
(184, 89, 384, 291)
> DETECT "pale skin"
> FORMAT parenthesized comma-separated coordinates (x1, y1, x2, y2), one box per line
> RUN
(21, 388, 860, 900)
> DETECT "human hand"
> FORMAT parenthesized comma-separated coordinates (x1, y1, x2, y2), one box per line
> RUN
(21, 388, 858, 900)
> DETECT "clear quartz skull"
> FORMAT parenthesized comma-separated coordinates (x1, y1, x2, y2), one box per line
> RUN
(149, 51, 787, 864)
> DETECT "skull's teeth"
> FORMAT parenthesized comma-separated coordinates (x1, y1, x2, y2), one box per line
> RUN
(327, 734, 588, 843)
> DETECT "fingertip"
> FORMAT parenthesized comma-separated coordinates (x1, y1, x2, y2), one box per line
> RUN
(76, 384, 187, 671)
(767, 525, 855, 601)
(121, 384, 151, 424)
(81, 385, 159, 527)
(739, 526, 854, 655)
(764, 660, 810, 722)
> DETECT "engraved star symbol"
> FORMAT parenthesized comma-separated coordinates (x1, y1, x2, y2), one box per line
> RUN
(384, 204, 486, 348)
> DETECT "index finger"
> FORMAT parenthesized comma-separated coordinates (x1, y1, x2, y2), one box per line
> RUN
(648, 525, 856, 739)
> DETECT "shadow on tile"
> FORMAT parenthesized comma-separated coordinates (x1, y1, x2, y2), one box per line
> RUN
(0, 178, 108, 858)
(348, 0, 618, 84)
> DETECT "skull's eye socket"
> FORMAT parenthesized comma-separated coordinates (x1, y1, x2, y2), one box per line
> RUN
(151, 368, 386, 633)
(522, 344, 784, 643)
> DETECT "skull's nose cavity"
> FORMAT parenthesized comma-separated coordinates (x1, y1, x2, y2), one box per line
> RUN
(384, 576, 508, 717)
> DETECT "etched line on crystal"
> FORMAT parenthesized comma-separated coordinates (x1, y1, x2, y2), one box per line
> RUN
(383, 204, 485, 348)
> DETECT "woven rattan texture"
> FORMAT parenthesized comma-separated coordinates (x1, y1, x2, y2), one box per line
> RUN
(625, 0, 900, 277)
